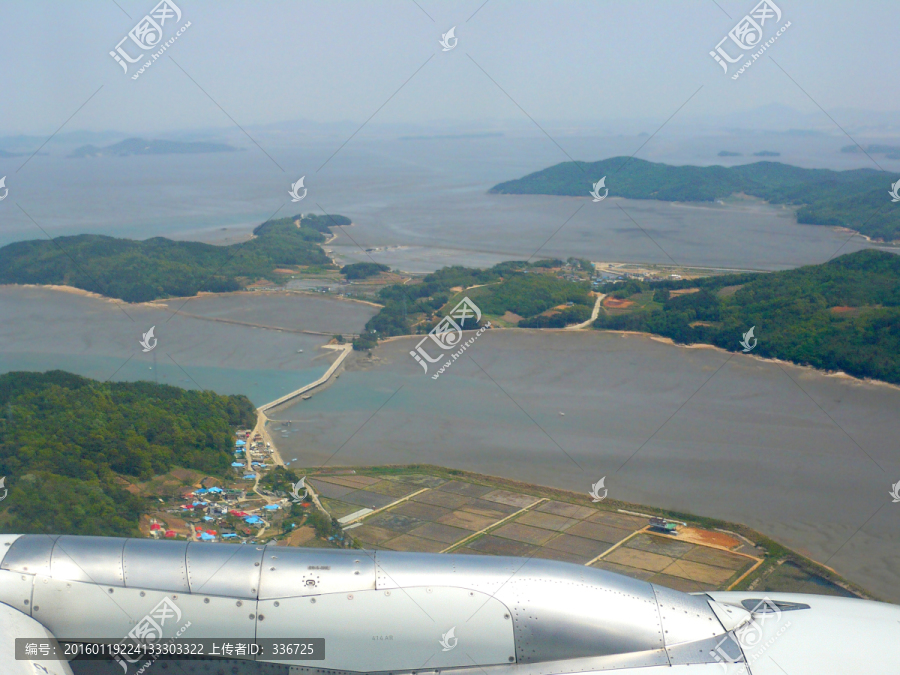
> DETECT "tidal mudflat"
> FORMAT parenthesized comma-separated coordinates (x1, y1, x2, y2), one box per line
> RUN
(0, 286, 374, 406)
(269, 329, 900, 602)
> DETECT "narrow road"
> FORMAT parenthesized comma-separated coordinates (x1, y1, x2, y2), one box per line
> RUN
(565, 293, 606, 330)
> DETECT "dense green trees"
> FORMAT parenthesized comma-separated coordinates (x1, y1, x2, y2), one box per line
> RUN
(593, 250, 900, 384)
(469, 274, 590, 317)
(0, 371, 256, 536)
(0, 212, 349, 302)
(341, 262, 390, 279)
(363, 261, 592, 339)
(490, 157, 900, 241)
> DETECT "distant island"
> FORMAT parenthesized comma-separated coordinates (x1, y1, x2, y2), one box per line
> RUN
(840, 144, 900, 157)
(0, 213, 350, 302)
(398, 132, 504, 141)
(489, 156, 900, 241)
(718, 150, 741, 157)
(594, 249, 900, 385)
(753, 151, 780, 157)
(68, 137, 239, 158)
(0, 371, 255, 537)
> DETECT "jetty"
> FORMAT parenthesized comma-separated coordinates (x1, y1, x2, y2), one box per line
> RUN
(258, 343, 352, 413)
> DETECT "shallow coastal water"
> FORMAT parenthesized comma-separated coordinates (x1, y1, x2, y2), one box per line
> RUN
(0, 287, 375, 406)
(267, 330, 900, 602)
(1, 135, 893, 271)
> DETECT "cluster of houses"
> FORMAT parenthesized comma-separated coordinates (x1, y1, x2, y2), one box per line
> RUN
(150, 483, 291, 543)
(232, 430, 276, 479)
(149, 432, 293, 544)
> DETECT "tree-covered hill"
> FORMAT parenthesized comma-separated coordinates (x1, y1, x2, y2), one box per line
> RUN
(341, 262, 390, 279)
(0, 371, 255, 537)
(593, 249, 900, 384)
(358, 259, 593, 346)
(490, 157, 900, 241)
(0, 213, 351, 302)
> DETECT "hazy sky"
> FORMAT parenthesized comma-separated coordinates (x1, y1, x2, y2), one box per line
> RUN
(0, 0, 897, 136)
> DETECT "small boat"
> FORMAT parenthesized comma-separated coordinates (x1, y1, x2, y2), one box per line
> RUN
(297, 349, 304, 353)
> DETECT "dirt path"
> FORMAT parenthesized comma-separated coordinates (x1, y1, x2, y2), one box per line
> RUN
(565, 293, 606, 330)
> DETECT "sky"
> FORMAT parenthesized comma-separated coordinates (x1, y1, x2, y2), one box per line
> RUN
(0, 0, 897, 139)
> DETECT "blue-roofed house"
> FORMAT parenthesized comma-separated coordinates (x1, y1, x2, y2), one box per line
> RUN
(235, 440, 246, 447)
(231, 462, 244, 467)
(199, 532, 216, 541)
(244, 516, 262, 525)
(263, 504, 279, 511)
(243, 474, 256, 480)
(207, 487, 223, 494)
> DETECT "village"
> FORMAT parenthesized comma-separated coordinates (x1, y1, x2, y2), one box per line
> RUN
(141, 426, 350, 548)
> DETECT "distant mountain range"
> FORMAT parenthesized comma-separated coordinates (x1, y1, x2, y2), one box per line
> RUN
(68, 137, 240, 158)
(841, 144, 900, 159)
(717, 151, 782, 157)
(490, 157, 900, 241)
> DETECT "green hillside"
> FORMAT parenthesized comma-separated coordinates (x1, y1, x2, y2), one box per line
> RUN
(490, 157, 900, 241)
(0, 371, 255, 536)
(0, 213, 350, 302)
(594, 249, 900, 384)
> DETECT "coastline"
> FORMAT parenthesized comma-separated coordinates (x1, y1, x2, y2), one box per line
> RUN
(254, 343, 352, 465)
(599, 328, 900, 393)
(382, 324, 900, 392)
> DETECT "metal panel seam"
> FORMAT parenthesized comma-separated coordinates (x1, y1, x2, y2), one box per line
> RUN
(651, 583, 672, 666)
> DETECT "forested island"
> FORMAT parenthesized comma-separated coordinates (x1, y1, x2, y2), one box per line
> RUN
(0, 213, 350, 302)
(356, 249, 900, 385)
(354, 258, 594, 349)
(68, 137, 239, 158)
(0, 371, 255, 536)
(490, 157, 900, 241)
(594, 249, 900, 385)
